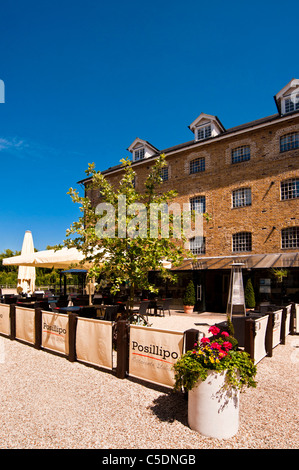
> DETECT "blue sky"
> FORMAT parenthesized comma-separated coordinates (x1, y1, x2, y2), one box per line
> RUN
(0, 0, 298, 252)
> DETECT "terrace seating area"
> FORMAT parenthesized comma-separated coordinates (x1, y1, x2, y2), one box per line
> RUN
(0, 291, 173, 320)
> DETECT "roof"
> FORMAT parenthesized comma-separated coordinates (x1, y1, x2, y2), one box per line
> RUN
(174, 252, 299, 271)
(77, 110, 299, 185)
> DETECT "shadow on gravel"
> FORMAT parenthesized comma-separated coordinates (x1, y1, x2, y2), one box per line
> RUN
(149, 391, 188, 426)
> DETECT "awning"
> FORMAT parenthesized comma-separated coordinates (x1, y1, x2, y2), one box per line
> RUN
(2, 247, 90, 269)
(174, 252, 299, 270)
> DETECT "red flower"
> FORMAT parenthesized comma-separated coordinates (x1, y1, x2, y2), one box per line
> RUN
(201, 337, 210, 343)
(221, 331, 229, 338)
(208, 325, 220, 335)
(223, 341, 233, 350)
(210, 342, 222, 350)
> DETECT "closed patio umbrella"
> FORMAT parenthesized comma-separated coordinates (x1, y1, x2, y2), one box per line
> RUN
(17, 231, 36, 295)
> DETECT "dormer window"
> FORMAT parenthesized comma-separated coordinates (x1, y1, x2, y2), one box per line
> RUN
(189, 113, 225, 142)
(196, 124, 212, 141)
(284, 97, 299, 114)
(133, 147, 145, 161)
(128, 138, 159, 162)
(274, 79, 299, 115)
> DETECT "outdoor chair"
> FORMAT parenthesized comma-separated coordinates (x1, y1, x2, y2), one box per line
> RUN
(72, 297, 89, 306)
(99, 305, 119, 321)
(156, 298, 172, 316)
(132, 300, 150, 322)
(78, 307, 96, 318)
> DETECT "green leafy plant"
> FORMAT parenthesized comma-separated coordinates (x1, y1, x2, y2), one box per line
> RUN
(244, 278, 256, 309)
(173, 325, 257, 392)
(64, 154, 192, 313)
(271, 268, 288, 283)
(183, 280, 196, 306)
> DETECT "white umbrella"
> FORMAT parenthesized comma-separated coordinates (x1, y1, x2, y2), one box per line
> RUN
(3, 246, 91, 269)
(17, 231, 36, 294)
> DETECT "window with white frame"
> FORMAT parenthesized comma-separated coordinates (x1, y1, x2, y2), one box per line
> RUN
(231, 145, 251, 164)
(133, 147, 145, 161)
(159, 166, 169, 181)
(232, 232, 252, 252)
(281, 178, 299, 200)
(232, 188, 252, 208)
(196, 124, 211, 141)
(281, 227, 299, 249)
(190, 195, 206, 214)
(189, 157, 205, 174)
(284, 97, 299, 114)
(280, 132, 299, 152)
(189, 236, 206, 254)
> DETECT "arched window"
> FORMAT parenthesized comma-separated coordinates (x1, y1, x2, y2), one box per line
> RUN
(280, 132, 299, 152)
(189, 157, 205, 174)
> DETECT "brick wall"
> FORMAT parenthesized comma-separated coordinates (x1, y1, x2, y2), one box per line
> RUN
(86, 115, 299, 258)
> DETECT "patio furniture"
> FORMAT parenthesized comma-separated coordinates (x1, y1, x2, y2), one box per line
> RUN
(100, 305, 119, 321)
(133, 300, 150, 321)
(156, 298, 172, 316)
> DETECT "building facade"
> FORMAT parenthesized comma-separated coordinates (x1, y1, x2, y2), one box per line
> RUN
(80, 79, 299, 312)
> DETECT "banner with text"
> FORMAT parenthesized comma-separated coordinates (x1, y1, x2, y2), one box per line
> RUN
(15, 306, 35, 344)
(42, 312, 69, 356)
(0, 304, 10, 336)
(129, 325, 184, 388)
(76, 318, 113, 370)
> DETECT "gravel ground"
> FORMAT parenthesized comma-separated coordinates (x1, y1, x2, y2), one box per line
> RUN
(0, 312, 298, 450)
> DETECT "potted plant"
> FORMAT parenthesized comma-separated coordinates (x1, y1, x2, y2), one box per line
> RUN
(173, 325, 257, 439)
(244, 278, 256, 311)
(183, 280, 196, 314)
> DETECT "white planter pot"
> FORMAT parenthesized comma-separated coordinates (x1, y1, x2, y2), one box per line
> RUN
(188, 370, 239, 439)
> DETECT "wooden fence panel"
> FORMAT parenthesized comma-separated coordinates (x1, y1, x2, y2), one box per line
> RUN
(128, 325, 184, 388)
(245, 315, 269, 365)
(15, 306, 35, 345)
(0, 304, 11, 337)
(76, 317, 113, 370)
(41, 311, 69, 356)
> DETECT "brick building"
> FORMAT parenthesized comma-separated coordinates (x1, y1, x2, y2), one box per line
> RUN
(79, 79, 299, 312)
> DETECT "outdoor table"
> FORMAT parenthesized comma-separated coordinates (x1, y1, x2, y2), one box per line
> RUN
(59, 306, 82, 313)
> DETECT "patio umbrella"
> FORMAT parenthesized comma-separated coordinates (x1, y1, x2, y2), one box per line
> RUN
(17, 231, 36, 294)
(3, 246, 89, 269)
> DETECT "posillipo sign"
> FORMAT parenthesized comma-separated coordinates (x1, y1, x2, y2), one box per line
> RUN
(42, 312, 69, 356)
(129, 325, 184, 388)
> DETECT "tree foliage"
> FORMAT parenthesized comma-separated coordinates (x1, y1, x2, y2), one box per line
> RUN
(64, 154, 192, 310)
(244, 278, 256, 309)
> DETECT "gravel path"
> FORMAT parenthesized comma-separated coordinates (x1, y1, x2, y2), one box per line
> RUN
(0, 313, 298, 449)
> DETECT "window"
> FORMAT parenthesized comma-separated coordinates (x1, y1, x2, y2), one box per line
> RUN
(281, 178, 299, 200)
(196, 124, 211, 141)
(280, 132, 299, 152)
(133, 147, 145, 161)
(159, 166, 169, 181)
(190, 157, 205, 174)
(232, 232, 252, 252)
(281, 227, 299, 249)
(189, 236, 206, 255)
(284, 97, 299, 114)
(190, 196, 206, 214)
(232, 188, 252, 208)
(231, 145, 250, 164)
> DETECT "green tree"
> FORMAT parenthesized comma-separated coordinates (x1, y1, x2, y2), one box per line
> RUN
(244, 278, 256, 309)
(64, 154, 193, 312)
